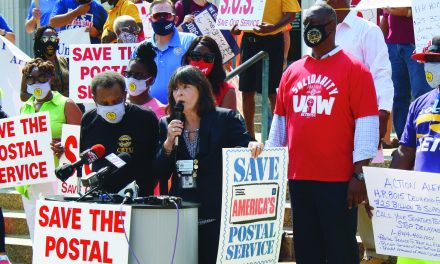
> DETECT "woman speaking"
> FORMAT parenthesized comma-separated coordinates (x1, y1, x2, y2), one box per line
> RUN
(155, 65, 263, 263)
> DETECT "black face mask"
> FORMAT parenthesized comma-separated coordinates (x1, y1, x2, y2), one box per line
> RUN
(42, 41, 59, 57)
(303, 21, 332, 48)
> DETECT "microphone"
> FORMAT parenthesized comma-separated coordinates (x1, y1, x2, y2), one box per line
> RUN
(122, 188, 134, 204)
(174, 102, 184, 147)
(81, 152, 131, 192)
(55, 144, 106, 182)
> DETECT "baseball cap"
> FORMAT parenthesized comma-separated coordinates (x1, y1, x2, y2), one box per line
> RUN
(411, 36, 440, 62)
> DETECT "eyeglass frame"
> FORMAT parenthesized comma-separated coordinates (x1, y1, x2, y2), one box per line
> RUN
(119, 25, 141, 34)
(40, 35, 59, 43)
(25, 73, 52, 85)
(150, 12, 175, 21)
(122, 70, 154, 81)
(188, 51, 216, 63)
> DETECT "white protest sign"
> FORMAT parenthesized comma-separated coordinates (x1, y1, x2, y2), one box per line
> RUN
(57, 124, 90, 196)
(216, 0, 266, 30)
(181, 5, 239, 63)
(33, 200, 132, 264)
(57, 27, 91, 57)
(0, 112, 55, 189)
(69, 44, 137, 103)
(0, 36, 30, 117)
(355, 0, 411, 9)
(136, 2, 153, 41)
(364, 167, 440, 261)
(411, 0, 440, 53)
(217, 147, 288, 263)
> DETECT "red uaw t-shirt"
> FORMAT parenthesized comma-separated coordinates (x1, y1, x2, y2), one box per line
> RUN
(275, 50, 378, 182)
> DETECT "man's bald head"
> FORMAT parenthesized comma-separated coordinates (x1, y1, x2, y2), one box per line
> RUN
(304, 3, 337, 25)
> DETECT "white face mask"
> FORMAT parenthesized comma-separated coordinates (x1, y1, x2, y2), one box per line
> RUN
(27, 81, 51, 99)
(96, 102, 125, 124)
(125, 77, 151, 96)
(424, 62, 440, 89)
(101, 1, 114, 11)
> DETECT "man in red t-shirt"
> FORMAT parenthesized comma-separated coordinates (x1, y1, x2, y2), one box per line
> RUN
(266, 4, 379, 263)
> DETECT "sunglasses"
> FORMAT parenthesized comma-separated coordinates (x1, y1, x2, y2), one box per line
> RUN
(123, 71, 153, 81)
(40, 35, 58, 43)
(188, 51, 215, 63)
(151, 12, 174, 21)
(26, 73, 51, 85)
(119, 25, 141, 34)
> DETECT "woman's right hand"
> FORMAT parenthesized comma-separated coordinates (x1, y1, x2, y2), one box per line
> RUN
(164, 119, 184, 151)
(183, 14, 195, 24)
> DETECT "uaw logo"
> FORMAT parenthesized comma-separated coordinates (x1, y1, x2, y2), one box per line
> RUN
(415, 111, 440, 153)
(106, 112, 117, 121)
(117, 135, 133, 153)
(292, 74, 338, 117)
(173, 47, 182, 55)
(128, 82, 137, 91)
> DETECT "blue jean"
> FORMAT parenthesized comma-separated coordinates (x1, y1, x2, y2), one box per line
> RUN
(388, 43, 432, 138)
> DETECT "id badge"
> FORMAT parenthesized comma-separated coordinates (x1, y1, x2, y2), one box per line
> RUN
(176, 160, 197, 189)
(180, 175, 196, 189)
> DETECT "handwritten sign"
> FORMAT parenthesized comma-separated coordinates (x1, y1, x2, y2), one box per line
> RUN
(135, 2, 153, 41)
(355, 0, 411, 9)
(182, 5, 239, 63)
(69, 44, 136, 103)
(364, 167, 440, 261)
(217, 147, 288, 263)
(57, 27, 91, 57)
(0, 112, 55, 189)
(215, 0, 266, 30)
(33, 200, 132, 263)
(411, 0, 440, 53)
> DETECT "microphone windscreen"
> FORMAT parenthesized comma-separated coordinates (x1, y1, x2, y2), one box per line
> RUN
(91, 144, 106, 158)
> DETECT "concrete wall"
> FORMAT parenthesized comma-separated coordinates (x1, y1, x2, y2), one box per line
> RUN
(0, 0, 33, 56)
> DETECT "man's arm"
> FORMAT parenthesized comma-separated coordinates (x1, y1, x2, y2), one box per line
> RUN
(390, 145, 416, 170)
(25, 6, 41, 33)
(50, 3, 91, 28)
(254, 12, 295, 34)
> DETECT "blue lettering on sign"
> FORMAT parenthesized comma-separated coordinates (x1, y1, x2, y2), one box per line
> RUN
(9, 56, 25, 65)
(233, 157, 280, 183)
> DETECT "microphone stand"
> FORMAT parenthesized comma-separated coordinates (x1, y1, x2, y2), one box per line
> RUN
(77, 165, 83, 196)
(76, 185, 100, 202)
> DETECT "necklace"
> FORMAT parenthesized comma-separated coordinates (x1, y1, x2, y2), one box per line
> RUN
(184, 128, 199, 134)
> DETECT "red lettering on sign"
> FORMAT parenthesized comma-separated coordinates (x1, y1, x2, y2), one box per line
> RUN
(89, 209, 126, 233)
(19, 115, 47, 135)
(0, 120, 15, 138)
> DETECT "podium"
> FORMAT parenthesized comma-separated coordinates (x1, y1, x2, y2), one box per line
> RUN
(45, 196, 199, 264)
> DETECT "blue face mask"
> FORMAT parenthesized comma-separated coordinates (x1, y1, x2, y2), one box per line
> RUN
(152, 18, 175, 36)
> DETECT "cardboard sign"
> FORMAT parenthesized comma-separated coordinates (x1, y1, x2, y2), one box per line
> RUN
(0, 112, 55, 189)
(364, 167, 440, 261)
(69, 44, 137, 103)
(355, 0, 411, 9)
(215, 0, 266, 30)
(411, 0, 440, 53)
(57, 124, 90, 196)
(136, 2, 153, 41)
(57, 27, 91, 57)
(33, 200, 132, 263)
(181, 5, 239, 63)
(0, 36, 30, 117)
(217, 147, 288, 263)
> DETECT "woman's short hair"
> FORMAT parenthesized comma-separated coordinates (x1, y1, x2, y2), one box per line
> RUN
(91, 71, 126, 97)
(22, 58, 55, 76)
(182, 36, 226, 95)
(167, 65, 216, 117)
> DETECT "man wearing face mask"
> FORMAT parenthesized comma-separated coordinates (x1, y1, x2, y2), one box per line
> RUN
(113, 15, 142, 43)
(265, 4, 379, 263)
(80, 71, 159, 196)
(390, 36, 440, 264)
(131, 0, 196, 104)
(101, 0, 143, 43)
(50, 0, 108, 44)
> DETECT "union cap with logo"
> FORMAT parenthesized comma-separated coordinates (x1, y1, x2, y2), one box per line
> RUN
(412, 36, 440, 62)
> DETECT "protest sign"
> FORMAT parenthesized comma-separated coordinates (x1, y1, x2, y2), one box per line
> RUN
(33, 200, 132, 263)
(0, 112, 56, 189)
(136, 2, 153, 41)
(355, 0, 411, 9)
(412, 0, 440, 53)
(57, 124, 90, 196)
(57, 27, 91, 57)
(0, 36, 30, 117)
(217, 147, 288, 263)
(181, 5, 239, 63)
(364, 167, 440, 261)
(69, 44, 137, 103)
(215, 0, 266, 30)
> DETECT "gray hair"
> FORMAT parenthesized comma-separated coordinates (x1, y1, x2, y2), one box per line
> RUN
(113, 15, 137, 34)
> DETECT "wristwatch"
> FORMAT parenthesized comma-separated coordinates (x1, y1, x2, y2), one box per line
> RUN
(353, 172, 365, 182)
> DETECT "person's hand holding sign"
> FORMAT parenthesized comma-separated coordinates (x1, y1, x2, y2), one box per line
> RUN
(231, 24, 242, 35)
(183, 14, 195, 24)
(253, 23, 276, 34)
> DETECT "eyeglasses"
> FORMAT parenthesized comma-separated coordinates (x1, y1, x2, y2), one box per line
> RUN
(151, 12, 174, 21)
(123, 71, 153, 81)
(188, 51, 215, 63)
(119, 25, 141, 34)
(26, 73, 51, 85)
(40, 35, 58, 43)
